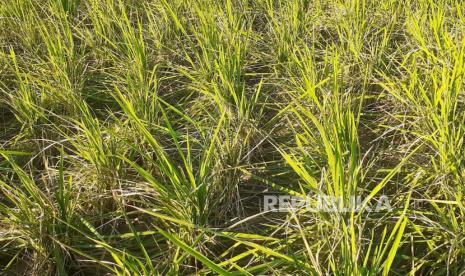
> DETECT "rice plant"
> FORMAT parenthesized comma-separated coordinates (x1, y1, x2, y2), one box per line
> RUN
(1, 0, 465, 274)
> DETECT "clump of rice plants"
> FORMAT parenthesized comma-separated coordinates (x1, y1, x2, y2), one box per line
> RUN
(1, 0, 465, 274)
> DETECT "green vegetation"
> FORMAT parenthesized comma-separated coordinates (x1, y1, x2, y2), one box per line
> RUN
(1, 0, 465, 274)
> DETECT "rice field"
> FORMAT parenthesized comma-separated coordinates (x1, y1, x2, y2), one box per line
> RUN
(1, 0, 465, 274)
